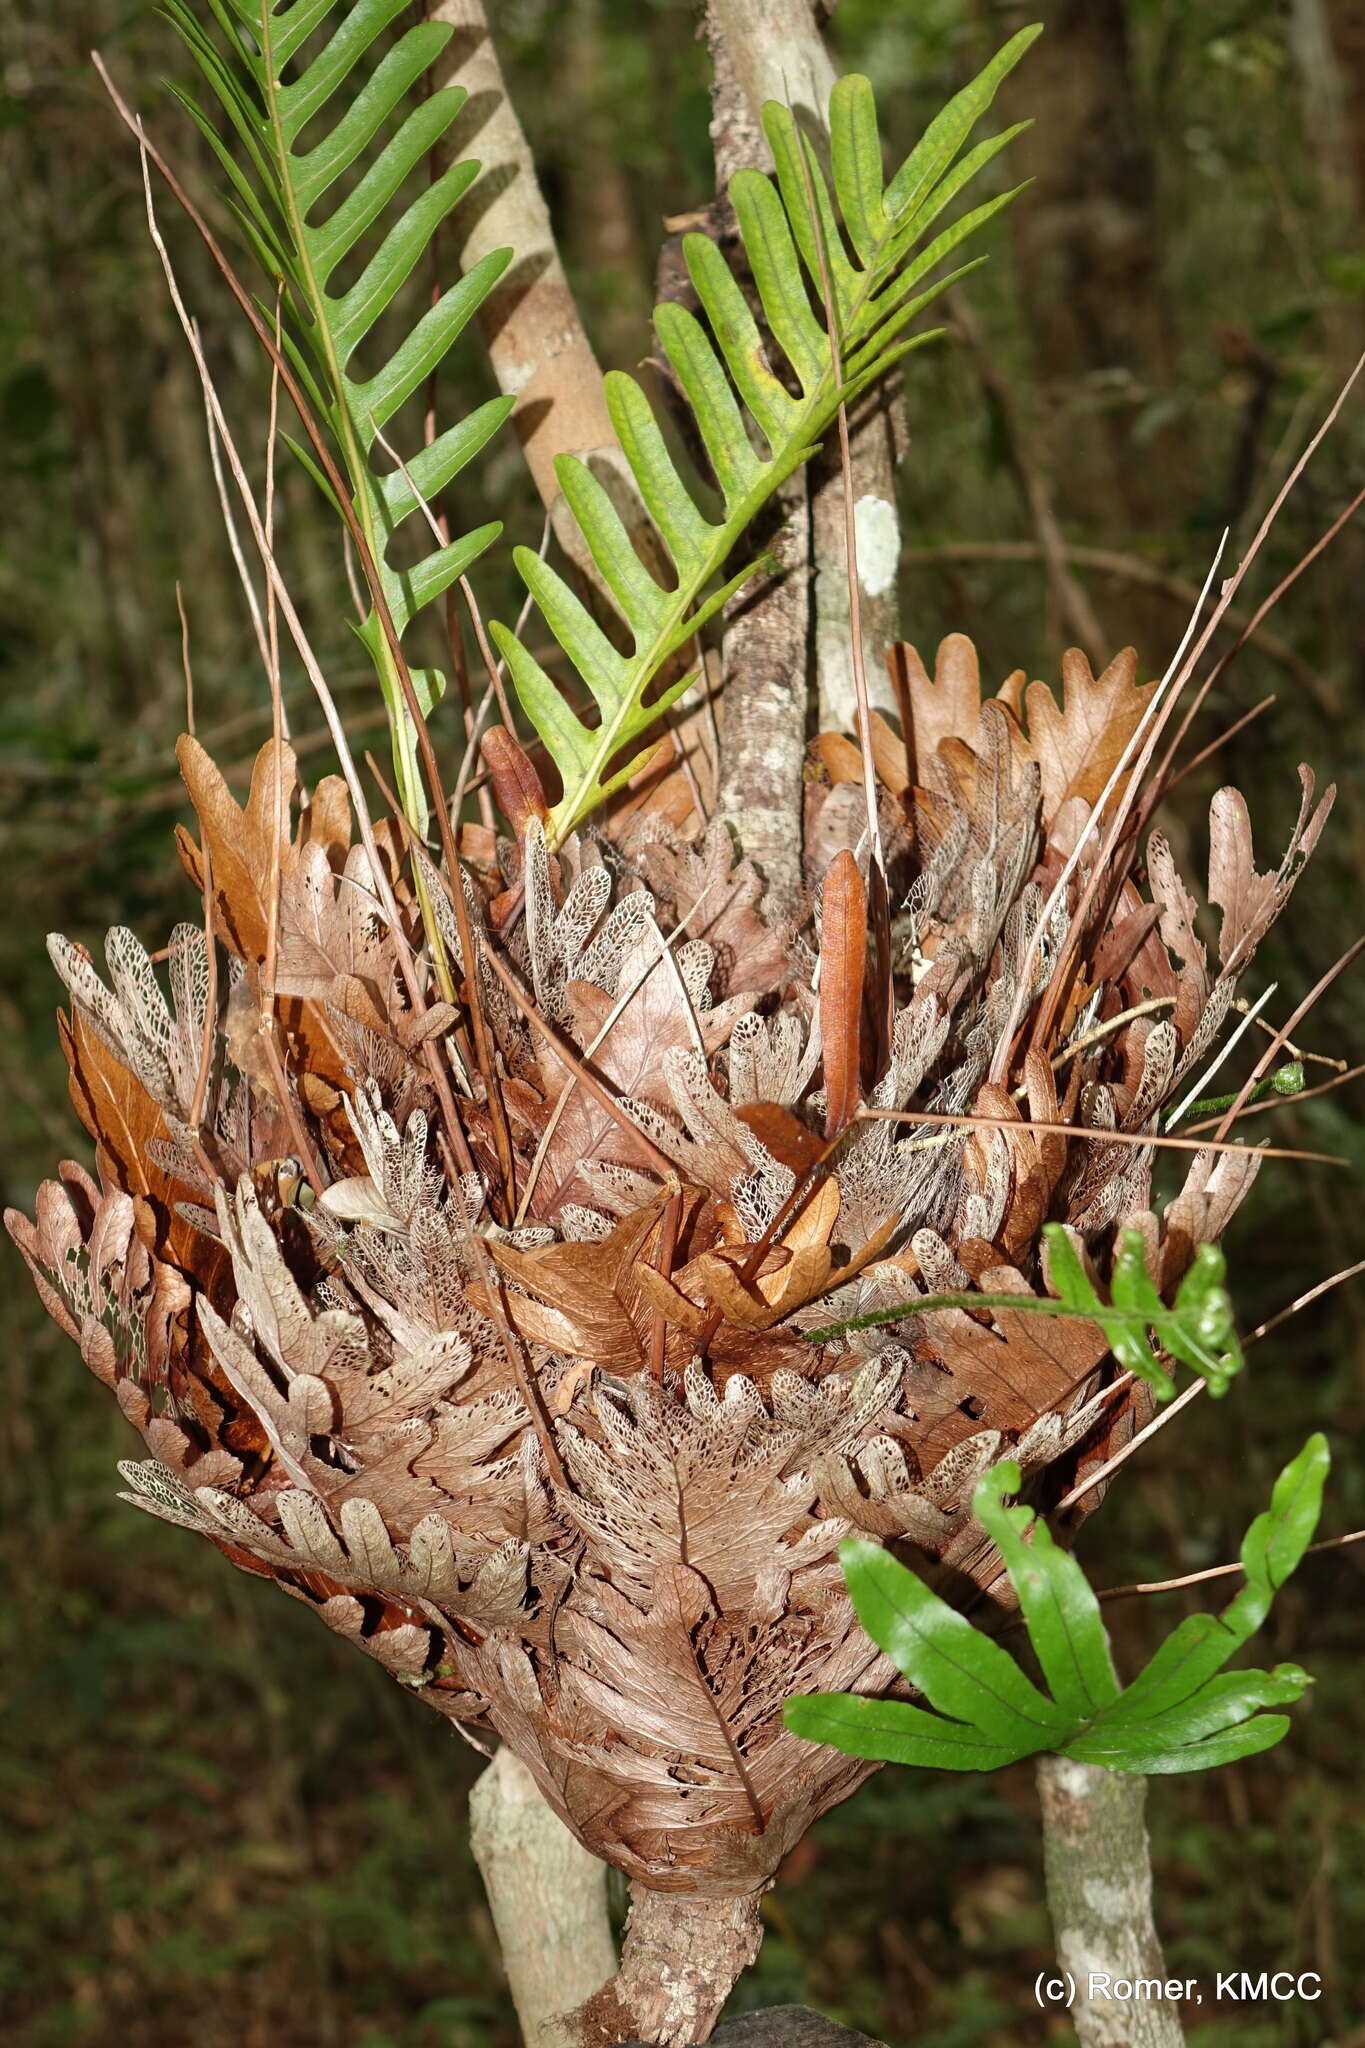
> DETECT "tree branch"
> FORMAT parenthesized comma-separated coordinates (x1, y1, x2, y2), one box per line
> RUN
(433, 2, 638, 553)
(1037, 1756, 1185, 2048)
(565, 1883, 767, 2048)
(469, 1747, 618, 2048)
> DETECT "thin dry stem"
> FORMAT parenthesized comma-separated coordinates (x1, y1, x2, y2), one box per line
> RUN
(1163, 983, 1278, 1131)
(513, 884, 720, 1223)
(1211, 935, 1365, 1142)
(1005, 347, 1364, 1081)
(855, 1103, 1340, 1166)
(1193, 1060, 1365, 1132)
(180, 596, 220, 1163)
(1055, 1377, 1207, 1516)
(134, 139, 478, 1183)
(1151, 472, 1365, 795)
(1097, 1528, 1365, 1606)
(1244, 1257, 1365, 1345)
(261, 291, 285, 1023)
(479, 944, 679, 1181)
(987, 539, 1227, 1084)
(1058, 1255, 1365, 1515)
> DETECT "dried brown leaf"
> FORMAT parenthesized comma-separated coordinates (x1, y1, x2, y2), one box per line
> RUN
(820, 850, 866, 1137)
(1022, 647, 1156, 822)
(889, 632, 984, 786)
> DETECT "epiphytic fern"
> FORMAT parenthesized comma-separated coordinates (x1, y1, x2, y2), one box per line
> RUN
(495, 26, 1039, 847)
(165, 0, 514, 824)
(787, 1436, 1327, 1774)
(808, 1222, 1244, 1403)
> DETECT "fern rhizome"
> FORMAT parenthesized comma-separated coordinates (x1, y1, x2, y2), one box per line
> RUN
(7, 7, 1337, 2044)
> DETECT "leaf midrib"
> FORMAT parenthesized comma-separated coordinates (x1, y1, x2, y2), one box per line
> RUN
(257, 3, 417, 828)
(547, 192, 928, 850)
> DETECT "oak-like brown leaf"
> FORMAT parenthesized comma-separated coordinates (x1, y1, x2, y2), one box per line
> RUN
(889, 632, 985, 785)
(1021, 647, 1156, 823)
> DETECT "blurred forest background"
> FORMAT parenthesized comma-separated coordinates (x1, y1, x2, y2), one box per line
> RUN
(1, 1, 1363, 2044)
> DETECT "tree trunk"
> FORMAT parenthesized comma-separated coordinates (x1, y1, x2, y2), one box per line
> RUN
(705, 0, 905, 904)
(566, 1883, 768, 2048)
(707, 0, 903, 733)
(434, 0, 632, 554)
(810, 419, 902, 733)
(704, 5, 812, 914)
(469, 1747, 618, 2048)
(715, 478, 812, 915)
(667, 2015, 888, 2048)
(1037, 1756, 1185, 2048)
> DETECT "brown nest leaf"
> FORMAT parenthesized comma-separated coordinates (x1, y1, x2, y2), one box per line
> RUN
(1019, 646, 1156, 818)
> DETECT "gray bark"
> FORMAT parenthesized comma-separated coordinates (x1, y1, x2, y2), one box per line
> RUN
(704, 0, 835, 130)
(1037, 1755, 1185, 2048)
(715, 474, 812, 917)
(706, 10, 811, 916)
(469, 1747, 618, 2048)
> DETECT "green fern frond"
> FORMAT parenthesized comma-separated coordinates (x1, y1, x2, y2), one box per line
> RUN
(807, 1224, 1244, 1405)
(493, 26, 1040, 848)
(164, 0, 514, 824)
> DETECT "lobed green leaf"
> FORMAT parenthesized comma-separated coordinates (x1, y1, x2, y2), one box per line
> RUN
(883, 23, 1041, 219)
(972, 1466, 1120, 1723)
(838, 1538, 1072, 1748)
(166, 0, 515, 821)
(786, 1439, 1328, 1781)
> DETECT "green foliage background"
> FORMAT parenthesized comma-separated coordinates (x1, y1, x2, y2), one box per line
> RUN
(1, 2, 1362, 2043)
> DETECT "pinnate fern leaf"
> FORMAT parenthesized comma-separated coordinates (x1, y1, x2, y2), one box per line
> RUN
(165, 0, 514, 818)
(495, 25, 1040, 847)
